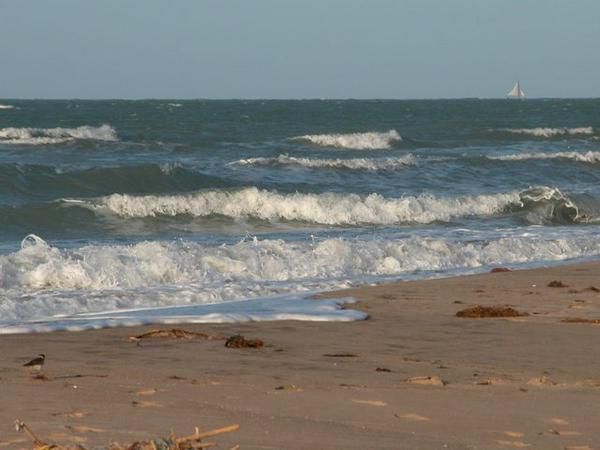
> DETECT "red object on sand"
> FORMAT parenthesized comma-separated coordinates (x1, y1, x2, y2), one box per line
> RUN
(490, 267, 511, 273)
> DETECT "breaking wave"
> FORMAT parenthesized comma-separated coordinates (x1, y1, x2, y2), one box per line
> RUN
(231, 154, 416, 170)
(0, 124, 117, 145)
(67, 186, 599, 226)
(0, 104, 15, 110)
(74, 187, 521, 225)
(290, 130, 402, 149)
(502, 127, 594, 138)
(2, 232, 600, 323)
(487, 151, 600, 164)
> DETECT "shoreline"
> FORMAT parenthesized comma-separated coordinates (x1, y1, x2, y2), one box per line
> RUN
(2, 261, 600, 449)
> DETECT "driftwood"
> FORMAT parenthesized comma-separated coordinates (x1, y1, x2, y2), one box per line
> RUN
(561, 317, 600, 324)
(15, 419, 239, 450)
(128, 328, 226, 343)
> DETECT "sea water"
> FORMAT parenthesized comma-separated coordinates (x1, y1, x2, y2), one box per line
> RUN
(1, 99, 599, 332)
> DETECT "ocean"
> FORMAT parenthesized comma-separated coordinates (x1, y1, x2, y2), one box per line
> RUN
(1, 98, 599, 332)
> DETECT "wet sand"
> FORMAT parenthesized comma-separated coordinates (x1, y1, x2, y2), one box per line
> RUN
(1, 262, 600, 449)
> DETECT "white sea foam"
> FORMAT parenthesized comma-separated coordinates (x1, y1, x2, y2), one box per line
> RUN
(488, 151, 600, 163)
(0, 104, 15, 110)
(0, 124, 117, 145)
(503, 127, 594, 138)
(75, 187, 522, 225)
(1, 232, 599, 332)
(231, 154, 416, 170)
(290, 130, 402, 149)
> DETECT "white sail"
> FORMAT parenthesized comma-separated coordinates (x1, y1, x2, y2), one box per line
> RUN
(507, 81, 525, 98)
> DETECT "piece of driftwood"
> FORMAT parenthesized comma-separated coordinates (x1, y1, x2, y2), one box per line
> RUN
(456, 305, 528, 318)
(561, 317, 600, 324)
(16, 419, 239, 450)
(128, 328, 225, 343)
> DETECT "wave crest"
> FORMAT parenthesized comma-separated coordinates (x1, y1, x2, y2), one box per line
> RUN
(0, 124, 117, 145)
(503, 127, 594, 138)
(488, 151, 600, 163)
(0, 104, 15, 110)
(72, 187, 521, 225)
(290, 130, 402, 149)
(231, 154, 416, 170)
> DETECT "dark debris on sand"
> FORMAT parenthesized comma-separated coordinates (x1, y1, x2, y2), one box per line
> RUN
(456, 305, 528, 318)
(225, 334, 264, 348)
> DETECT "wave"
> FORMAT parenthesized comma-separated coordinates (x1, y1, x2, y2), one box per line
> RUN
(290, 130, 402, 149)
(68, 186, 600, 226)
(0, 124, 117, 145)
(502, 127, 594, 138)
(74, 187, 522, 225)
(487, 151, 600, 164)
(2, 232, 600, 324)
(0, 104, 15, 110)
(231, 154, 416, 170)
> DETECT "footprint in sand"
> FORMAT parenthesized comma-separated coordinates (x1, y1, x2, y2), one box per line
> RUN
(405, 376, 447, 386)
(64, 425, 105, 433)
(131, 400, 161, 408)
(394, 413, 430, 422)
(503, 431, 525, 438)
(132, 387, 160, 396)
(546, 417, 570, 425)
(496, 440, 531, 448)
(52, 410, 88, 418)
(48, 433, 88, 444)
(352, 399, 387, 407)
(548, 429, 581, 436)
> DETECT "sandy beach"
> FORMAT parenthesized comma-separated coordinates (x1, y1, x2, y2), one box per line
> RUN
(1, 262, 600, 450)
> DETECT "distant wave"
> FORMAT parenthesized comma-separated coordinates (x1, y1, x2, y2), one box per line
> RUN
(290, 130, 402, 149)
(0, 124, 117, 145)
(0, 104, 15, 110)
(502, 127, 594, 138)
(488, 151, 600, 163)
(231, 154, 416, 170)
(68, 186, 598, 226)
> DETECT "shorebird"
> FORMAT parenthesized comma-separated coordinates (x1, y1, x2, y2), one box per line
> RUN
(23, 354, 45, 374)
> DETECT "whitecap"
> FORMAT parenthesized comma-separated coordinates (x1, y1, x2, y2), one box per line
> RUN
(502, 127, 594, 138)
(290, 130, 402, 149)
(231, 154, 416, 170)
(0, 124, 117, 145)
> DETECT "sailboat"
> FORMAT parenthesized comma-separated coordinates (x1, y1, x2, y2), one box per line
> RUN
(507, 80, 525, 99)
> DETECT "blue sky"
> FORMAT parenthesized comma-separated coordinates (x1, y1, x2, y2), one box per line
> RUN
(0, 0, 598, 99)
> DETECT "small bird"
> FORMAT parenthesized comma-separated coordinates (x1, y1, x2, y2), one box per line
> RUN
(23, 354, 45, 374)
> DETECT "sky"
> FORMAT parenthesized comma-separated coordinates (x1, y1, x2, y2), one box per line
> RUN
(0, 0, 598, 99)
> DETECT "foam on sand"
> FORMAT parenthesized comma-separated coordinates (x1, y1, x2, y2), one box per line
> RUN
(290, 130, 402, 149)
(0, 124, 117, 145)
(231, 154, 416, 170)
(0, 295, 367, 334)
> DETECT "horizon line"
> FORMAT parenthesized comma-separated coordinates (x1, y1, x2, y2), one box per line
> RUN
(1, 96, 599, 101)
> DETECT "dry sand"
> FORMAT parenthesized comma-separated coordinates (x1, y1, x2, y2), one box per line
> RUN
(1, 262, 600, 449)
